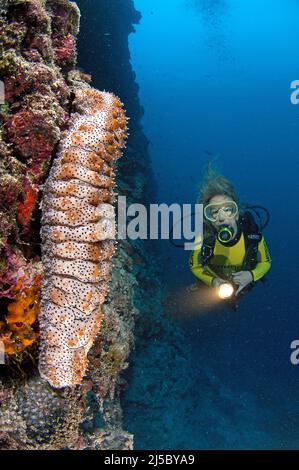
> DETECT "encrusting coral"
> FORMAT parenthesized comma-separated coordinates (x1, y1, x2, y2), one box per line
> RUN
(0, 375, 85, 450)
(39, 86, 129, 388)
(0, 274, 41, 355)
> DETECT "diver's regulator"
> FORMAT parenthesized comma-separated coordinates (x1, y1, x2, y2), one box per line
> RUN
(217, 224, 235, 243)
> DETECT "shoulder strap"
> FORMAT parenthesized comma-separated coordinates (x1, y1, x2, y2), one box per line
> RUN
(241, 211, 262, 270)
(199, 234, 216, 266)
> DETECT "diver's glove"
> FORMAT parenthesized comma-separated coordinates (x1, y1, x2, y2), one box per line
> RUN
(231, 271, 253, 295)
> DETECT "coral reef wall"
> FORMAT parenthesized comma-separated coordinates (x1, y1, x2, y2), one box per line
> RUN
(0, 0, 91, 449)
(0, 0, 79, 356)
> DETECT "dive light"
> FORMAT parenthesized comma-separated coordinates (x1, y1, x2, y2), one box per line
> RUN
(218, 282, 234, 299)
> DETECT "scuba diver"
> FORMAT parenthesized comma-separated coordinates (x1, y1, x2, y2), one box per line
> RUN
(188, 168, 272, 310)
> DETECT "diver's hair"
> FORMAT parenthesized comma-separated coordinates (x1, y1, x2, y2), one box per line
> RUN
(197, 162, 244, 236)
(197, 162, 240, 206)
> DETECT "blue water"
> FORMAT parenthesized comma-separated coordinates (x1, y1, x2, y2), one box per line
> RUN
(123, 0, 299, 449)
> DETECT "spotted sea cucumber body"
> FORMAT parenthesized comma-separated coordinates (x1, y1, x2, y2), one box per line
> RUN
(39, 87, 128, 388)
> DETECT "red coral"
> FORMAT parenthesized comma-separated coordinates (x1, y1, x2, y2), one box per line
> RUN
(3, 62, 67, 103)
(4, 64, 47, 102)
(53, 33, 76, 65)
(17, 178, 39, 228)
(6, 109, 59, 180)
(4, 73, 32, 103)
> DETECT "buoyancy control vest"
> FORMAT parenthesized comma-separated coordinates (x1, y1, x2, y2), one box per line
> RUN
(199, 211, 263, 271)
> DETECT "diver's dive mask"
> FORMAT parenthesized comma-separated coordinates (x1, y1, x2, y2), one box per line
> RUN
(204, 200, 239, 223)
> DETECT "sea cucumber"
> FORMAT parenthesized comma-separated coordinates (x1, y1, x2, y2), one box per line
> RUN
(39, 86, 128, 388)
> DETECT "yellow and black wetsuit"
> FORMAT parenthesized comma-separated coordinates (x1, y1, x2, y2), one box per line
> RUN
(189, 231, 271, 286)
